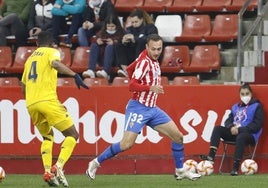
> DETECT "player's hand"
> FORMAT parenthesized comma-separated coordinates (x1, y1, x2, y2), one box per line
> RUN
(74, 74, 89, 89)
(150, 85, 164, 94)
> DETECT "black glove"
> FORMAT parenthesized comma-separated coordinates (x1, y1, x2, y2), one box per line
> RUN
(74, 73, 89, 89)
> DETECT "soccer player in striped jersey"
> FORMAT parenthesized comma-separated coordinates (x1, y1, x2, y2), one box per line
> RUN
(21, 31, 88, 187)
(86, 34, 201, 181)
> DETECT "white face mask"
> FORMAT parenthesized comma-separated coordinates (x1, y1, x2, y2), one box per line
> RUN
(106, 30, 116, 35)
(240, 96, 251, 105)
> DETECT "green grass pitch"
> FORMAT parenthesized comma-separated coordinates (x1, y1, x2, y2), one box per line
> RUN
(0, 174, 267, 188)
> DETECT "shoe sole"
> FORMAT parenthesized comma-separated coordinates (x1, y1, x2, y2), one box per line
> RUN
(86, 169, 95, 180)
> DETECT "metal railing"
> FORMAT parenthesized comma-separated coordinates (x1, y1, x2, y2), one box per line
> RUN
(236, 0, 268, 83)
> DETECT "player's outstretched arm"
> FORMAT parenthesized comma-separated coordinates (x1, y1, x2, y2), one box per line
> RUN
(52, 60, 89, 89)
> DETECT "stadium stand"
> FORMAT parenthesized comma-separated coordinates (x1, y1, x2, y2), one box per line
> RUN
(142, 0, 173, 12)
(0, 46, 13, 74)
(57, 77, 76, 86)
(112, 77, 130, 86)
(160, 45, 190, 73)
(161, 76, 170, 85)
(155, 15, 182, 42)
(172, 76, 200, 85)
(71, 47, 90, 73)
(115, 0, 144, 12)
(175, 14, 211, 42)
(166, 0, 202, 13)
(58, 47, 72, 67)
(204, 14, 238, 42)
(83, 78, 109, 87)
(183, 45, 221, 73)
(0, 77, 20, 87)
(196, 0, 232, 12)
(5, 46, 37, 74)
(226, 0, 258, 12)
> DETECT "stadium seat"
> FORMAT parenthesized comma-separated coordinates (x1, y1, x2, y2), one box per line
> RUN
(218, 139, 259, 174)
(184, 45, 220, 73)
(166, 0, 202, 12)
(0, 77, 21, 87)
(172, 76, 200, 85)
(58, 47, 72, 67)
(115, 0, 144, 12)
(155, 15, 182, 42)
(6, 46, 37, 74)
(57, 77, 76, 87)
(142, 0, 173, 12)
(161, 76, 169, 85)
(71, 47, 90, 73)
(0, 46, 13, 73)
(204, 14, 238, 42)
(83, 78, 109, 87)
(112, 77, 130, 86)
(160, 45, 190, 73)
(196, 0, 232, 12)
(175, 14, 211, 42)
(226, 0, 258, 11)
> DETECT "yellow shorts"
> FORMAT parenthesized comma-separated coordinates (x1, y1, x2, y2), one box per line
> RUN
(27, 99, 74, 136)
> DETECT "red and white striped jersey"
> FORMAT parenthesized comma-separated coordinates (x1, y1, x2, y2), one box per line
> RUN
(130, 50, 161, 107)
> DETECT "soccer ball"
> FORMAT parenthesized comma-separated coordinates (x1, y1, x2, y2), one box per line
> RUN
(240, 159, 258, 175)
(183, 159, 198, 173)
(0, 166, 5, 182)
(197, 160, 214, 176)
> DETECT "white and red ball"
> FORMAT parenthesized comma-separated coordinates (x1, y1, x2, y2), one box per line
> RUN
(240, 159, 258, 175)
(183, 159, 198, 173)
(0, 166, 5, 182)
(197, 160, 214, 176)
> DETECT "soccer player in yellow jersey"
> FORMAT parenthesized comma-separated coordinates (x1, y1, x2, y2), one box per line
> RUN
(21, 31, 89, 187)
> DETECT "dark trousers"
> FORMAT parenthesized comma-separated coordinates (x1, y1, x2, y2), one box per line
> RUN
(89, 43, 115, 73)
(210, 126, 255, 160)
(0, 13, 27, 46)
(52, 13, 83, 44)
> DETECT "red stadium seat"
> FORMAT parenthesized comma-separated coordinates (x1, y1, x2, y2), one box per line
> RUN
(161, 76, 170, 85)
(6, 46, 37, 74)
(0, 46, 13, 73)
(112, 77, 130, 86)
(196, 0, 232, 12)
(184, 45, 221, 73)
(175, 14, 211, 42)
(0, 77, 21, 87)
(226, 0, 258, 11)
(115, 0, 144, 12)
(71, 47, 90, 73)
(57, 77, 76, 87)
(83, 78, 109, 87)
(172, 76, 200, 85)
(160, 45, 190, 73)
(58, 47, 72, 67)
(142, 0, 173, 12)
(166, 0, 202, 12)
(204, 14, 238, 42)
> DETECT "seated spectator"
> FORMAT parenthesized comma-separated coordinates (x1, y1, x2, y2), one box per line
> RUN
(116, 9, 158, 77)
(200, 83, 264, 176)
(51, 0, 85, 47)
(27, 0, 55, 38)
(0, 0, 32, 47)
(82, 14, 124, 79)
(77, 0, 116, 47)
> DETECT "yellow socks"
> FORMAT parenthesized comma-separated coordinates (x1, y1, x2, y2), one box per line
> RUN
(41, 139, 53, 172)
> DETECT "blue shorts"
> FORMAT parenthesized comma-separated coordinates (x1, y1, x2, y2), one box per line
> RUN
(124, 99, 171, 134)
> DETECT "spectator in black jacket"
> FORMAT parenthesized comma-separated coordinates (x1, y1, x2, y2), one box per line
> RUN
(116, 9, 158, 77)
(77, 0, 116, 47)
(27, 0, 55, 38)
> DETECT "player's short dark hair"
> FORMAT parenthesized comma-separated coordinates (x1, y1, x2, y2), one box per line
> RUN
(37, 31, 53, 46)
(146, 34, 163, 44)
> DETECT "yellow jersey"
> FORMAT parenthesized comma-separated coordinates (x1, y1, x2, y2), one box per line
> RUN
(21, 47, 61, 107)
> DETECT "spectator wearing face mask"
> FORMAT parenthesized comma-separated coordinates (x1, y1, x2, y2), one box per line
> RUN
(77, 0, 116, 47)
(200, 83, 264, 176)
(51, 0, 85, 47)
(82, 14, 124, 80)
(115, 9, 158, 77)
